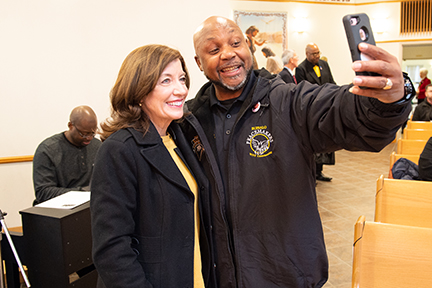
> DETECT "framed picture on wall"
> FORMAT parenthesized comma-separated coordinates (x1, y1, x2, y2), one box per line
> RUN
(234, 10, 287, 71)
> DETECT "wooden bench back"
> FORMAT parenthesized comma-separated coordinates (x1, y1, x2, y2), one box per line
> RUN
(375, 175, 432, 228)
(403, 129, 432, 140)
(407, 120, 432, 130)
(352, 215, 432, 287)
(396, 139, 427, 155)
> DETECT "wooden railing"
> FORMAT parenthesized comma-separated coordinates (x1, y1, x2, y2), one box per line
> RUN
(0, 156, 33, 164)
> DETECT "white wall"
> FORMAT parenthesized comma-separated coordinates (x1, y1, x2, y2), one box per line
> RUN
(0, 0, 231, 227)
(1, 0, 431, 227)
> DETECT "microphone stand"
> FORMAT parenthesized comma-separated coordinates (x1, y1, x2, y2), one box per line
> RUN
(0, 210, 30, 287)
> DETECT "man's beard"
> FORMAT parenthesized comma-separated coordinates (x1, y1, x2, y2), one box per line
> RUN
(205, 65, 253, 92)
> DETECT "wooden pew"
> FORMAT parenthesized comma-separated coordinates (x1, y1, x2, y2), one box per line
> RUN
(389, 151, 419, 167)
(396, 138, 427, 155)
(352, 215, 432, 287)
(388, 152, 420, 178)
(406, 120, 432, 130)
(403, 128, 432, 140)
(375, 175, 432, 228)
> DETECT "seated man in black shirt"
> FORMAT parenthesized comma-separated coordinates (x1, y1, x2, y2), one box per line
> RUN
(32, 105, 101, 205)
(412, 84, 432, 121)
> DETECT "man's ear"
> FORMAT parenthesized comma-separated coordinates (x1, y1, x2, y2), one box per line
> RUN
(67, 121, 73, 131)
(195, 56, 203, 72)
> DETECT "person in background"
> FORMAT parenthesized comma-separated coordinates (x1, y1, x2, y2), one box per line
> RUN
(412, 84, 432, 121)
(32, 105, 101, 205)
(245, 25, 266, 70)
(183, 16, 412, 287)
(416, 68, 431, 104)
(90, 44, 214, 288)
(279, 48, 299, 84)
(295, 42, 336, 85)
(296, 42, 336, 182)
(419, 136, 432, 181)
(261, 46, 283, 74)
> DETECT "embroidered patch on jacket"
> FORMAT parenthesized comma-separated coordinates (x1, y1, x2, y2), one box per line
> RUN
(191, 135, 204, 161)
(246, 126, 274, 157)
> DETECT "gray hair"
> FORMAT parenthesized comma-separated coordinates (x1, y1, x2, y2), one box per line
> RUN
(420, 68, 428, 75)
(281, 49, 295, 65)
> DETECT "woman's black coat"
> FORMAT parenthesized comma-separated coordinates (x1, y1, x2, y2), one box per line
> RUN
(90, 123, 214, 288)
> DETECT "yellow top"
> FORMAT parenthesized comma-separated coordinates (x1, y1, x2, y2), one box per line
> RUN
(313, 65, 321, 78)
(162, 134, 205, 288)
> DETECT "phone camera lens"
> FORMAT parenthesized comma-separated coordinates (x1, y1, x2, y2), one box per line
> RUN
(350, 17, 359, 26)
(359, 27, 368, 41)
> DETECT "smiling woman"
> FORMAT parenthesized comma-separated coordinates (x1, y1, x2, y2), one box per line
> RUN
(141, 59, 188, 136)
(90, 44, 215, 288)
(98, 45, 191, 141)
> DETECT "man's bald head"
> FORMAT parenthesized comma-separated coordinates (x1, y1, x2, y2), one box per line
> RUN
(70, 105, 97, 126)
(193, 16, 243, 54)
(305, 43, 321, 65)
(305, 43, 318, 53)
(66, 105, 98, 147)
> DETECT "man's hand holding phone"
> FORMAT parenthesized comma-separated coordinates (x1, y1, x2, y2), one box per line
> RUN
(344, 13, 410, 104)
(349, 42, 405, 104)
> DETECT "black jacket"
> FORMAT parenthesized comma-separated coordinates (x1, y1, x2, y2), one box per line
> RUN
(412, 100, 432, 121)
(295, 59, 335, 85)
(279, 67, 296, 84)
(419, 137, 432, 181)
(180, 69, 411, 287)
(91, 124, 215, 288)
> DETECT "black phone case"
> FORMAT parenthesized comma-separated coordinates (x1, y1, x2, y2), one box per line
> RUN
(343, 13, 380, 77)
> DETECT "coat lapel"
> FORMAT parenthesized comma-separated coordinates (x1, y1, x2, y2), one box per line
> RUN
(281, 69, 295, 84)
(127, 126, 191, 192)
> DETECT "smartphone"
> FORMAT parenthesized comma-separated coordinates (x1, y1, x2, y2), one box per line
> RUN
(343, 13, 380, 77)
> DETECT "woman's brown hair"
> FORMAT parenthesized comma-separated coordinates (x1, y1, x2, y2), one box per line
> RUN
(99, 44, 190, 141)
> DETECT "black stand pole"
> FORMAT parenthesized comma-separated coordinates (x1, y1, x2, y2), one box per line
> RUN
(0, 210, 30, 287)
(0, 231, 3, 288)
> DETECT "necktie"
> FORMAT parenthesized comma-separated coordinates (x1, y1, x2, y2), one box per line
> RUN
(313, 65, 321, 78)
(293, 74, 297, 84)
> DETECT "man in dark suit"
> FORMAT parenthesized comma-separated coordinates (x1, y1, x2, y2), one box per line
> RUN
(296, 43, 335, 85)
(296, 43, 336, 181)
(279, 49, 298, 84)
